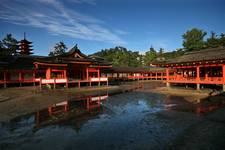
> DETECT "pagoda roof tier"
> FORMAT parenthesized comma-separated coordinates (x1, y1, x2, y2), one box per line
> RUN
(19, 44, 33, 47)
(19, 39, 32, 44)
(19, 47, 33, 50)
(154, 48, 225, 67)
(19, 48, 33, 50)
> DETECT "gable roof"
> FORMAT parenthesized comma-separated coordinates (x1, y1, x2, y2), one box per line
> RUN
(60, 45, 88, 59)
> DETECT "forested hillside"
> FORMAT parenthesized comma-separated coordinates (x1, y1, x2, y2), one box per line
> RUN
(91, 28, 225, 67)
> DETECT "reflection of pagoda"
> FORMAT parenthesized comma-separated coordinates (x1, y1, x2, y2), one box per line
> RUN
(18, 33, 33, 55)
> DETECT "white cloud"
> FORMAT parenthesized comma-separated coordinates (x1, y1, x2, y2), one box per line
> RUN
(68, 0, 96, 5)
(0, 0, 125, 44)
(114, 29, 130, 35)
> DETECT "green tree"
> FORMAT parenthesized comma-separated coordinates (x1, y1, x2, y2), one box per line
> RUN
(92, 46, 142, 67)
(219, 33, 225, 47)
(0, 34, 18, 56)
(49, 41, 67, 56)
(182, 28, 207, 51)
(206, 31, 220, 48)
(158, 48, 164, 57)
(144, 46, 157, 66)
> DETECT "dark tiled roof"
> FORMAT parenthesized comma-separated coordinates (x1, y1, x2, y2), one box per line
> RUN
(102, 67, 165, 73)
(4, 55, 43, 70)
(165, 48, 225, 64)
(35, 56, 112, 66)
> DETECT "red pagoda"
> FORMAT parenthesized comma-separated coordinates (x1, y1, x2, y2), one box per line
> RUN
(18, 33, 33, 55)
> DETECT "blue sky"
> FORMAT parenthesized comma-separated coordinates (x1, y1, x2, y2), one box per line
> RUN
(0, 0, 225, 56)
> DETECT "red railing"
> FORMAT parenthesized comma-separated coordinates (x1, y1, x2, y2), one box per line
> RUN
(168, 76, 224, 84)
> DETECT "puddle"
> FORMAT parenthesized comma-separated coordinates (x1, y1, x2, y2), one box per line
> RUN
(0, 83, 225, 150)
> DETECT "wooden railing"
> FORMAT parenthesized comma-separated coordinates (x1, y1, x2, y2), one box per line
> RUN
(90, 77, 108, 82)
(168, 76, 224, 84)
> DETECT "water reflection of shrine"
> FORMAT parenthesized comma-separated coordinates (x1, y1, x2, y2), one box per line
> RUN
(164, 95, 225, 115)
(35, 93, 108, 129)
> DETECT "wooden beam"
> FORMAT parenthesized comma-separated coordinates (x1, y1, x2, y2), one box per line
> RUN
(34, 62, 67, 67)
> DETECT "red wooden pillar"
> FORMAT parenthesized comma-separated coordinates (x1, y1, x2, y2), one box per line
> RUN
(97, 67, 100, 86)
(46, 68, 51, 79)
(63, 70, 66, 78)
(86, 67, 89, 80)
(223, 64, 225, 91)
(166, 68, 170, 87)
(196, 66, 200, 90)
(19, 70, 22, 86)
(97, 68, 100, 78)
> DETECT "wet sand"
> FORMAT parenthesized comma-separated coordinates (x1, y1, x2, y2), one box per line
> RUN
(151, 86, 218, 103)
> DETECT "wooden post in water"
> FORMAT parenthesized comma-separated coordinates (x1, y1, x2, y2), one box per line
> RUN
(196, 66, 200, 90)
(19, 71, 22, 87)
(33, 71, 35, 86)
(78, 81, 80, 88)
(53, 78, 56, 89)
(3, 71, 7, 88)
(66, 78, 68, 88)
(39, 78, 42, 91)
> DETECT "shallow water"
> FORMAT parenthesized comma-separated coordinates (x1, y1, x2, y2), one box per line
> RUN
(0, 83, 225, 150)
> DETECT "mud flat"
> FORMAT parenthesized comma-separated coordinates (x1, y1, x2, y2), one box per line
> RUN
(151, 86, 218, 103)
(150, 86, 225, 150)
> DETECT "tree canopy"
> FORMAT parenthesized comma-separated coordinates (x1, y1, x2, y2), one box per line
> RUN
(92, 46, 142, 67)
(49, 41, 67, 56)
(0, 34, 18, 58)
(143, 46, 157, 66)
(182, 28, 207, 51)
